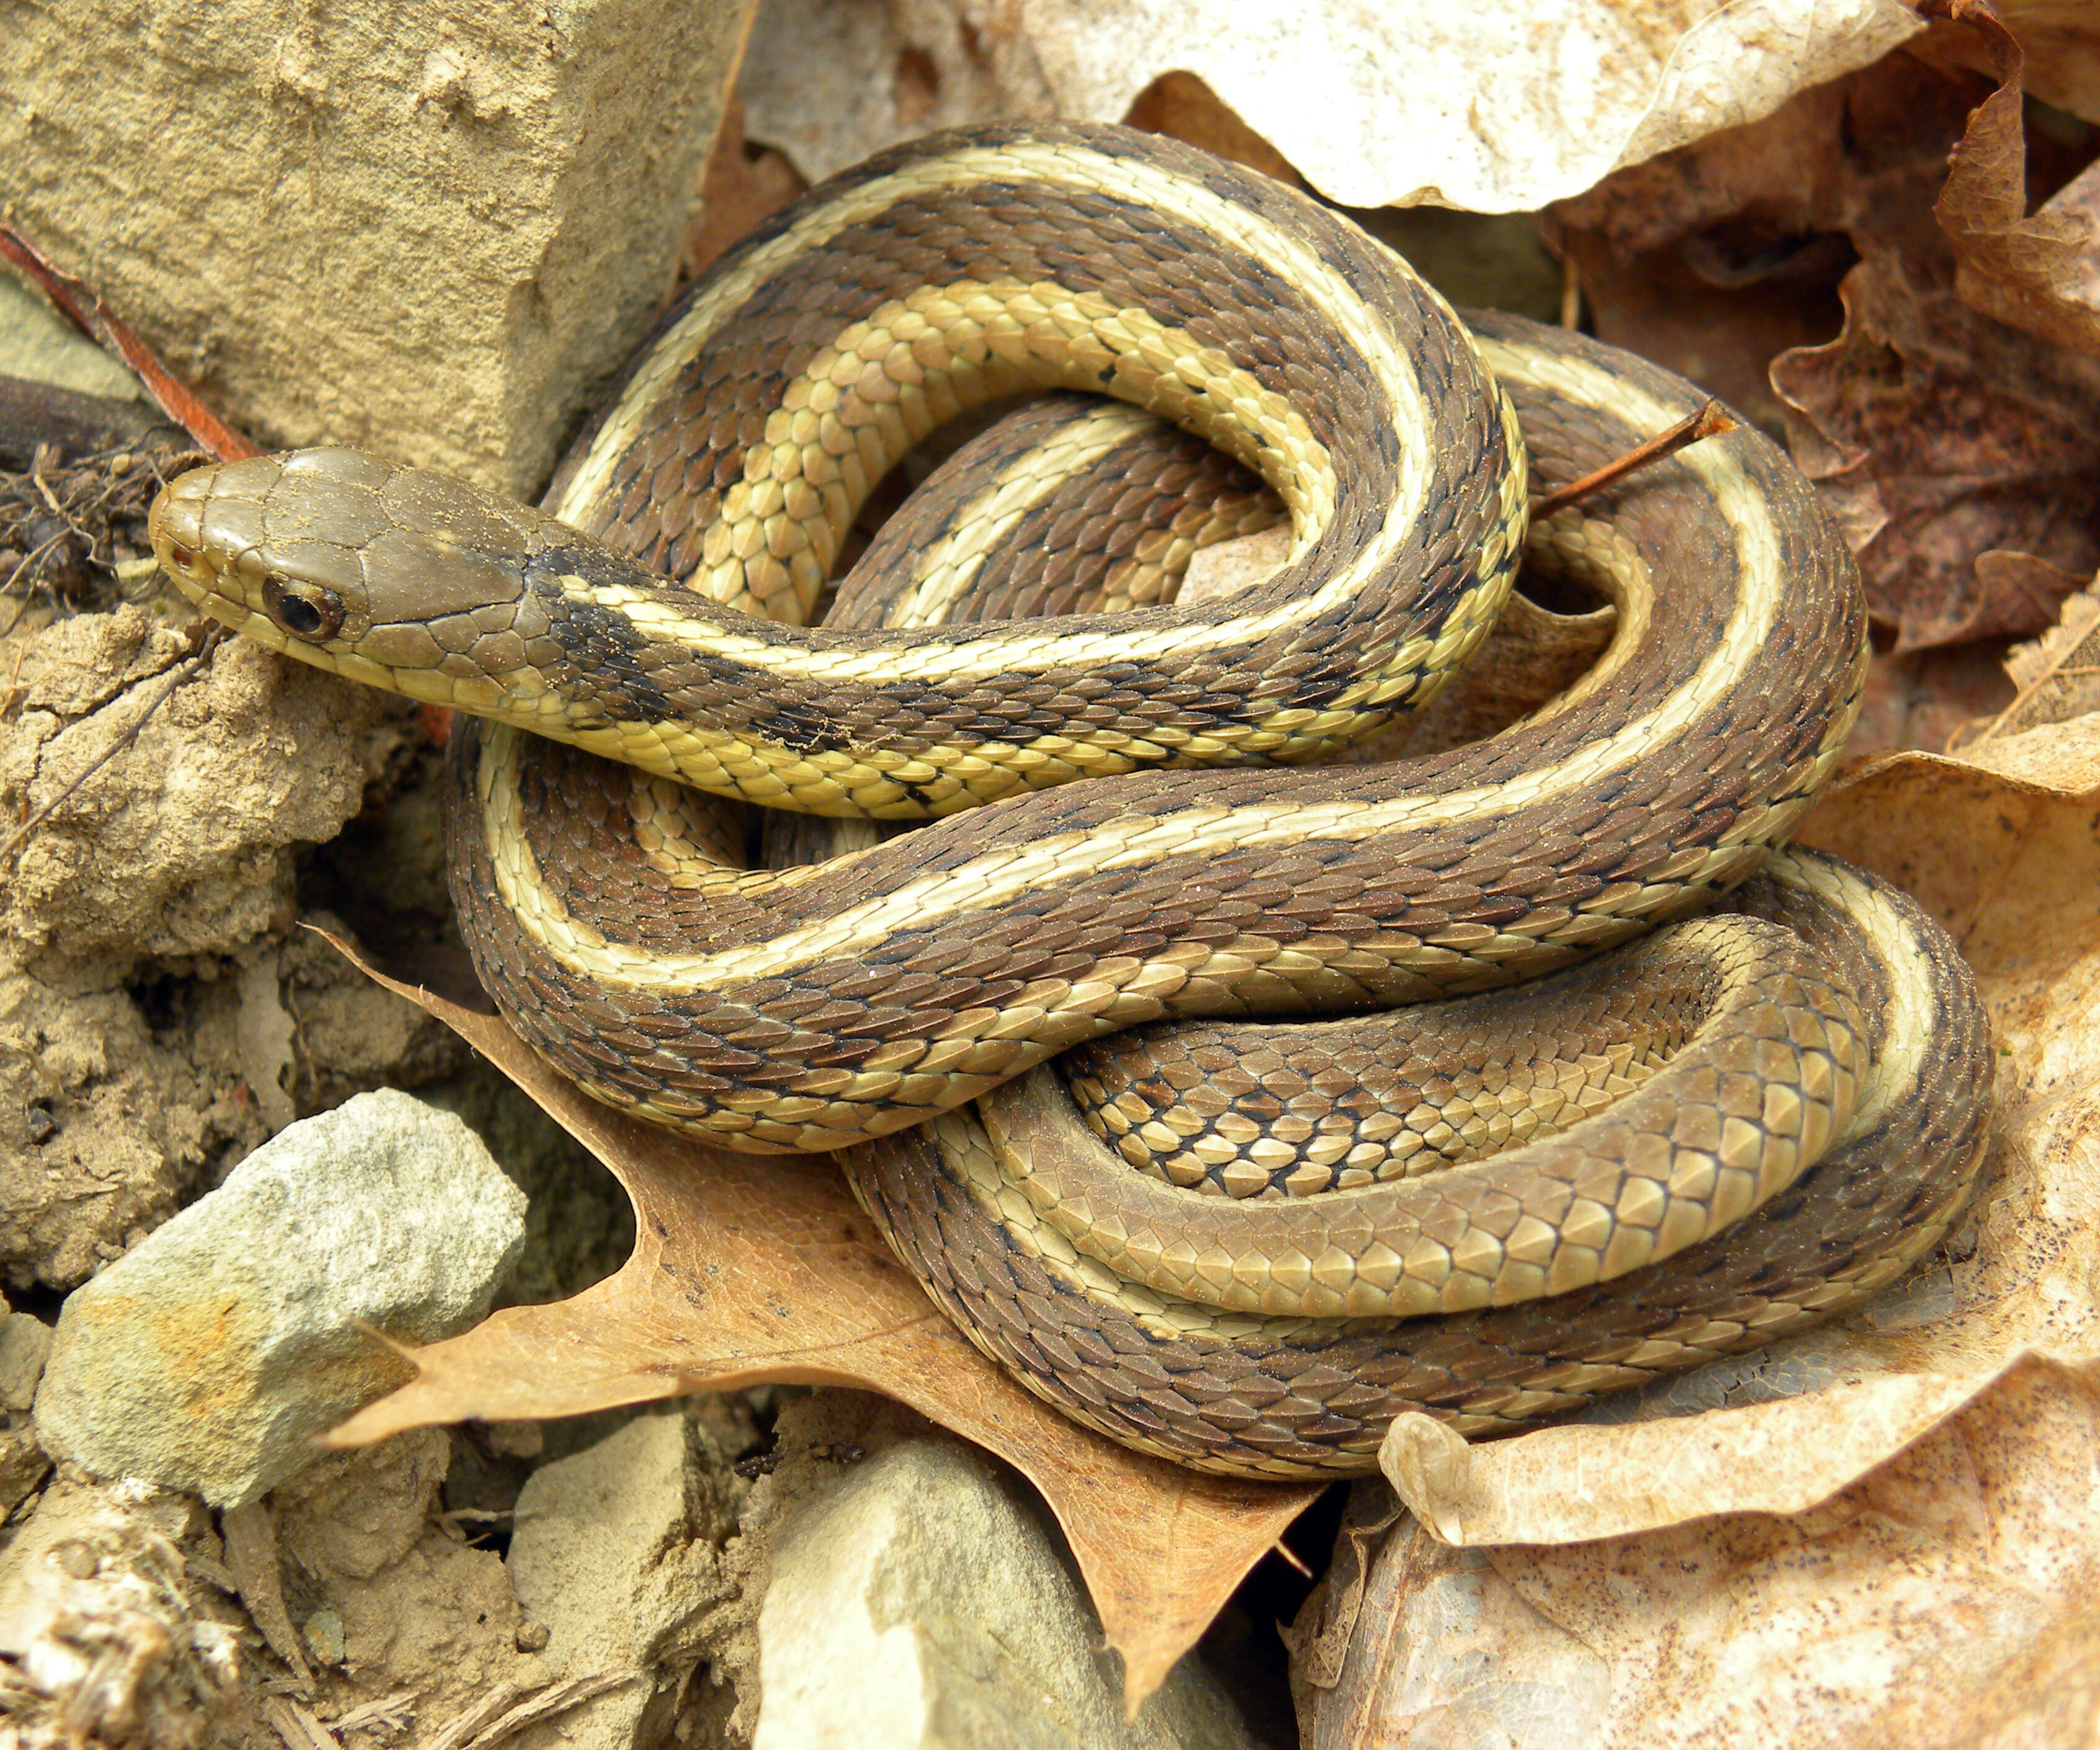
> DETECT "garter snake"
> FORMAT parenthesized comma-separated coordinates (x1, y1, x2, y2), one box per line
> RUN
(149, 122, 1992, 1475)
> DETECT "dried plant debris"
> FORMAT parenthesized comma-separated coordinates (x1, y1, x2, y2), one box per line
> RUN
(738, 0, 1924, 211)
(321, 954, 1320, 1712)
(1953, 577, 2100, 747)
(0, 441, 201, 632)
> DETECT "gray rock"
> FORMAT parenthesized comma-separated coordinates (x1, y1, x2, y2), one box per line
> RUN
(754, 1437, 1262, 1750)
(506, 1411, 740, 1749)
(35, 1090, 526, 1506)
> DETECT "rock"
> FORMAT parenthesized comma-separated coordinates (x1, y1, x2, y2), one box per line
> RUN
(0, 1312, 52, 1411)
(35, 1090, 527, 1505)
(274, 1430, 534, 1714)
(0, 1471, 250, 1746)
(0, 275, 145, 401)
(0, 0, 745, 498)
(2, 607, 388, 967)
(274, 1426, 454, 1583)
(753, 1434, 1263, 1750)
(0, 591, 460, 1290)
(423, 1065, 635, 1308)
(506, 1411, 743, 1749)
(0, 1427, 50, 1521)
(0, 957, 252, 1290)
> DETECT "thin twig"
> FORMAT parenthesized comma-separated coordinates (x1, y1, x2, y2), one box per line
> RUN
(1530, 398, 1738, 520)
(0, 625, 221, 867)
(0, 227, 259, 461)
(420, 1672, 639, 1750)
(260, 1695, 336, 1750)
(328, 1689, 419, 1734)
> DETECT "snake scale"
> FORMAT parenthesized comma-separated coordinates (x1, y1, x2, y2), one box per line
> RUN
(150, 122, 1993, 1476)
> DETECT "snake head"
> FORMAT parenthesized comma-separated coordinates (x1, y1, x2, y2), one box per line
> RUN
(151, 447, 560, 709)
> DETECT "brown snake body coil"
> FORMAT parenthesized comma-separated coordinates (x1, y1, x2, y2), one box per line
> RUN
(149, 123, 1993, 1476)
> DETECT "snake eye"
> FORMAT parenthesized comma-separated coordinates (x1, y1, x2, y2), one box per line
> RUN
(262, 576, 346, 642)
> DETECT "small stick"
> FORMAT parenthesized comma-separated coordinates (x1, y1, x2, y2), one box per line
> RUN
(0, 227, 259, 462)
(1530, 398, 1738, 521)
(1559, 252, 1583, 331)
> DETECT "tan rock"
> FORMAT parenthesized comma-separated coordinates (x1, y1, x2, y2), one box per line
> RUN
(1, 605, 387, 966)
(2, 0, 754, 496)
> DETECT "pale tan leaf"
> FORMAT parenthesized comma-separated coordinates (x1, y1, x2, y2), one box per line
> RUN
(740, 0, 1924, 213)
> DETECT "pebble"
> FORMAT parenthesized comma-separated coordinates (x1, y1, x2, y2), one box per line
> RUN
(754, 1437, 1263, 1750)
(34, 1090, 526, 1506)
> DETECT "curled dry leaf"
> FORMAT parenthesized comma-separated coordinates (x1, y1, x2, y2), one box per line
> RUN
(319, 958, 1319, 1710)
(739, 0, 1923, 212)
(1294, 720, 2100, 1744)
(1555, 25, 2100, 651)
(1931, 0, 2100, 357)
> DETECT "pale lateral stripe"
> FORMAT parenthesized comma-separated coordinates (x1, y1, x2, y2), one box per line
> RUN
(549, 274, 1443, 684)
(545, 140, 1440, 634)
(487, 341, 1785, 995)
(1766, 854, 1933, 1142)
(572, 284, 1357, 684)
(551, 140, 1429, 528)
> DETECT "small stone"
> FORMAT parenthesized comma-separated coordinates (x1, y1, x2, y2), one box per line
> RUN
(0, 1427, 50, 1520)
(0, 1315, 53, 1412)
(508, 1412, 740, 1750)
(302, 1607, 346, 1667)
(754, 1437, 1262, 1750)
(35, 1090, 527, 1507)
(516, 1619, 551, 1653)
(484, 1420, 545, 1461)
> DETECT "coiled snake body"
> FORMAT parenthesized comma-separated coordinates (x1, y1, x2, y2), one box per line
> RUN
(151, 123, 1992, 1476)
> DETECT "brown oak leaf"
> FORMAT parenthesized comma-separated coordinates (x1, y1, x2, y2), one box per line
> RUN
(321, 960, 1321, 1709)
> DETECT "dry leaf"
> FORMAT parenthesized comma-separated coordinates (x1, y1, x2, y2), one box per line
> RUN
(1923, 0, 2100, 123)
(1545, 78, 1860, 434)
(682, 94, 807, 282)
(1932, 0, 2100, 356)
(1851, 639, 2016, 756)
(1769, 26, 2100, 648)
(320, 962, 1318, 1708)
(1299, 1360, 2100, 1750)
(1955, 578, 2100, 746)
(738, 0, 1924, 212)
(1552, 26, 2100, 651)
(1293, 721, 2100, 1745)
